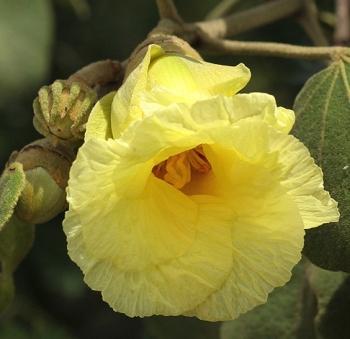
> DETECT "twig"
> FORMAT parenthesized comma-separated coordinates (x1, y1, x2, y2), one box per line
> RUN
(334, 0, 350, 45)
(155, 0, 182, 23)
(68, 60, 122, 88)
(297, 0, 328, 46)
(194, 0, 304, 39)
(199, 35, 350, 60)
(205, 0, 241, 20)
(319, 11, 336, 28)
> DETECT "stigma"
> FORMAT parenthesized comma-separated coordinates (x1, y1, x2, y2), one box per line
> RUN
(153, 146, 211, 189)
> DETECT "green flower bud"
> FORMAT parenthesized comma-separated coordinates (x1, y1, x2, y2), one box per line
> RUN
(11, 139, 74, 224)
(33, 80, 97, 144)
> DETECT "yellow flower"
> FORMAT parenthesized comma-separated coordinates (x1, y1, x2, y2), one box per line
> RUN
(63, 45, 339, 321)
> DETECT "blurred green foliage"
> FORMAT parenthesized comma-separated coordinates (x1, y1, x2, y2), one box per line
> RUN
(0, 1, 348, 339)
(0, 0, 53, 105)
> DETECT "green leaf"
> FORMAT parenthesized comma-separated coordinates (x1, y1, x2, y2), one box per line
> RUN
(293, 59, 350, 272)
(143, 316, 219, 339)
(0, 162, 26, 230)
(0, 0, 53, 104)
(220, 264, 304, 339)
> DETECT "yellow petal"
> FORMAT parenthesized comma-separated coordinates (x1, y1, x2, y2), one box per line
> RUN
(270, 133, 339, 228)
(226, 93, 294, 133)
(118, 102, 337, 230)
(184, 126, 305, 321)
(64, 138, 233, 316)
(111, 44, 251, 138)
(147, 54, 250, 99)
(274, 107, 295, 134)
(138, 93, 293, 143)
(187, 184, 304, 321)
(65, 88, 337, 320)
(85, 91, 115, 141)
(111, 45, 164, 138)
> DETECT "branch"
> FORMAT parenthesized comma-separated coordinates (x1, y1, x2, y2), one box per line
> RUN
(319, 11, 336, 28)
(199, 36, 350, 60)
(334, 0, 350, 45)
(68, 60, 122, 88)
(155, 0, 182, 23)
(194, 0, 304, 39)
(205, 0, 241, 20)
(297, 0, 328, 46)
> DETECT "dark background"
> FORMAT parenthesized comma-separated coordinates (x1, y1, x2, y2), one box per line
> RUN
(0, 0, 335, 338)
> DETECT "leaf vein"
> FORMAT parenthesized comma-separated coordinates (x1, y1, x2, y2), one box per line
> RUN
(318, 67, 339, 164)
(339, 60, 350, 103)
(295, 64, 337, 118)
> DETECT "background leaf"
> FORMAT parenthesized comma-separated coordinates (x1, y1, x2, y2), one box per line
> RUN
(220, 262, 348, 339)
(142, 316, 219, 339)
(0, 273, 14, 313)
(293, 59, 350, 273)
(0, 0, 53, 105)
(0, 215, 34, 313)
(0, 215, 35, 275)
(306, 265, 348, 339)
(0, 162, 26, 230)
(317, 276, 350, 339)
(307, 265, 347, 326)
(220, 264, 304, 339)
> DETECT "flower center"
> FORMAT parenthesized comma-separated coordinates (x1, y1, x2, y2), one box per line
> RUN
(153, 146, 211, 189)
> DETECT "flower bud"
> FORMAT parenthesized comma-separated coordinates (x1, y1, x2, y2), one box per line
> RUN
(11, 139, 74, 224)
(33, 80, 97, 144)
